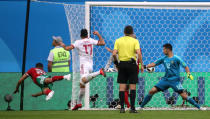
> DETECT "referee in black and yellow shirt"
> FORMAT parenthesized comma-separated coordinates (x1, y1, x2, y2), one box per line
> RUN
(113, 25, 144, 113)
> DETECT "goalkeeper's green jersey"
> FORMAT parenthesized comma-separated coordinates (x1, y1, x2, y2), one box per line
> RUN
(154, 55, 187, 81)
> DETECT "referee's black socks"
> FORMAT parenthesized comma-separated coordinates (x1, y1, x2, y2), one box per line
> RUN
(119, 91, 125, 109)
(130, 90, 136, 110)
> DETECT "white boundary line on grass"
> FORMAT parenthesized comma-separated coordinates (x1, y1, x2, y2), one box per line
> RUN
(79, 107, 210, 111)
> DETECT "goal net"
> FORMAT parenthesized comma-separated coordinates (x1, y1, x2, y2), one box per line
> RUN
(27, 1, 209, 110)
(64, 2, 210, 110)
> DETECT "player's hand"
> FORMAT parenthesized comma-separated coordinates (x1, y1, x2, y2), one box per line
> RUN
(59, 42, 65, 47)
(93, 31, 99, 35)
(32, 94, 38, 97)
(13, 89, 19, 94)
(187, 73, 194, 80)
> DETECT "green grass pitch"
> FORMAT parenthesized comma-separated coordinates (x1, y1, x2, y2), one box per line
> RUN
(0, 110, 210, 119)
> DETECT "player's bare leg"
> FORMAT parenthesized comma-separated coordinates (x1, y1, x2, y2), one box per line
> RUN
(41, 87, 54, 101)
(72, 69, 106, 110)
(180, 92, 206, 110)
(44, 75, 71, 84)
(32, 91, 44, 97)
(81, 69, 106, 84)
(140, 87, 159, 108)
(43, 75, 70, 101)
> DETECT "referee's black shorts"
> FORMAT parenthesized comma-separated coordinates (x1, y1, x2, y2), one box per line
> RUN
(117, 61, 138, 84)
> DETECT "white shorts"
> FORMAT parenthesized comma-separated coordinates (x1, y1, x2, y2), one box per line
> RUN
(80, 63, 93, 85)
(80, 62, 93, 78)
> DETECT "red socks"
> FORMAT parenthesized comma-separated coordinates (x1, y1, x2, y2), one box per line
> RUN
(124, 91, 130, 108)
(43, 89, 52, 95)
(52, 76, 64, 82)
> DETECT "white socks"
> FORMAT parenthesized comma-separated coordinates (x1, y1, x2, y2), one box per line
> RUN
(84, 71, 100, 83)
(77, 71, 101, 104)
(77, 88, 85, 104)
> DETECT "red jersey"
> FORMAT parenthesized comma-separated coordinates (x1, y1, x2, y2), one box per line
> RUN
(26, 68, 47, 84)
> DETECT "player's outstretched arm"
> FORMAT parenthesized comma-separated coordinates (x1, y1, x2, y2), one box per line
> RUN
(105, 47, 113, 53)
(112, 49, 119, 67)
(60, 42, 74, 51)
(178, 56, 194, 80)
(14, 74, 28, 94)
(146, 63, 156, 68)
(48, 61, 53, 72)
(185, 66, 194, 80)
(32, 91, 44, 97)
(93, 31, 105, 46)
(136, 49, 144, 73)
(146, 57, 164, 68)
(185, 66, 190, 73)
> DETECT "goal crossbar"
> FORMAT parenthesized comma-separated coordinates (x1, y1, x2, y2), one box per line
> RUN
(86, 2, 210, 7)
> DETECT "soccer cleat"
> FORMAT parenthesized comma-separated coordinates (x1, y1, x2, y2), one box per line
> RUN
(46, 90, 54, 101)
(199, 107, 207, 111)
(100, 68, 106, 77)
(72, 104, 82, 110)
(129, 109, 138, 113)
(64, 74, 71, 81)
(115, 104, 121, 109)
(120, 108, 125, 113)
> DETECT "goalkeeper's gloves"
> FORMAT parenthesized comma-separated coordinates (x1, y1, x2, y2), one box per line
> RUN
(114, 60, 119, 68)
(187, 73, 194, 80)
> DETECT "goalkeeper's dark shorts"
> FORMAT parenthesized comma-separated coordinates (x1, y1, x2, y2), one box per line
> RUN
(117, 61, 138, 84)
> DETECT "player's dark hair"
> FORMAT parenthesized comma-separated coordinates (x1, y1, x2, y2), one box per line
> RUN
(80, 29, 88, 38)
(124, 25, 134, 35)
(163, 43, 173, 51)
(35, 63, 43, 68)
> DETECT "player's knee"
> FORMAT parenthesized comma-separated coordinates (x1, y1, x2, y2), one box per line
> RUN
(43, 88, 51, 95)
(119, 87, 126, 91)
(149, 90, 155, 95)
(129, 84, 136, 90)
(180, 92, 188, 100)
(80, 83, 85, 88)
(181, 95, 188, 100)
(149, 87, 158, 95)
(119, 84, 127, 91)
(82, 78, 87, 84)
(182, 96, 187, 100)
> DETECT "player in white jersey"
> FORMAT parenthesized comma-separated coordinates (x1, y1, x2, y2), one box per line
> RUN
(60, 29, 106, 110)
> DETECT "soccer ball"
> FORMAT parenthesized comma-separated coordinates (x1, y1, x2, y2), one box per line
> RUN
(146, 67, 155, 73)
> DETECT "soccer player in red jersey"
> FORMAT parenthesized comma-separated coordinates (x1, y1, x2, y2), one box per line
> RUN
(13, 63, 71, 101)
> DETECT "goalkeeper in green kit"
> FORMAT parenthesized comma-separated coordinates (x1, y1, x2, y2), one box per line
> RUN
(140, 43, 206, 110)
